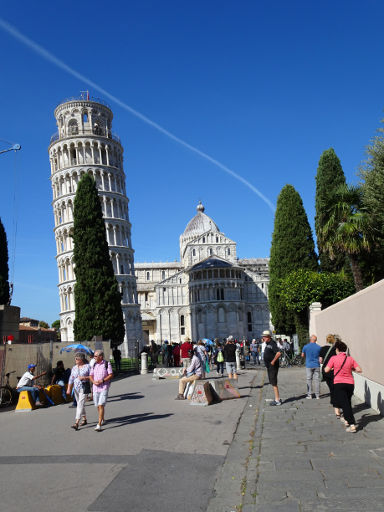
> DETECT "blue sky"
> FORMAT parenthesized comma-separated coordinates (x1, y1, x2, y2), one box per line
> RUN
(0, 0, 384, 325)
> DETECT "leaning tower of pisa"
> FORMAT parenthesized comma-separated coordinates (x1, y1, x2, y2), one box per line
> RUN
(48, 94, 142, 355)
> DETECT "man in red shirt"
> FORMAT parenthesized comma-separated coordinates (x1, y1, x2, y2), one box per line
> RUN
(180, 338, 193, 368)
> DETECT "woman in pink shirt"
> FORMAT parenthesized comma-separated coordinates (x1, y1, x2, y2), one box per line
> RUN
(324, 340, 362, 433)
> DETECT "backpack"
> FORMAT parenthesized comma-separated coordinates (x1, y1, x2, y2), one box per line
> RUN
(217, 350, 224, 363)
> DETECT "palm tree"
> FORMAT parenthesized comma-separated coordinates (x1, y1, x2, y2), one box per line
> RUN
(320, 184, 372, 292)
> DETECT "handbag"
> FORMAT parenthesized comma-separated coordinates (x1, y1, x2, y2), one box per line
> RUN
(205, 359, 211, 373)
(82, 380, 91, 394)
(321, 345, 334, 381)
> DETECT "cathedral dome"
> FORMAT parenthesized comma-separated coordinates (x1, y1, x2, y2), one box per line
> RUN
(182, 202, 220, 237)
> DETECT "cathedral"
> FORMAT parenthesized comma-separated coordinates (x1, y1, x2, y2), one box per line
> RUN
(135, 202, 271, 344)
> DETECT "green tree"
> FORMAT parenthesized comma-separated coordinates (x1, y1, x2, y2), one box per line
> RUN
(0, 217, 10, 305)
(360, 126, 384, 282)
(321, 184, 372, 292)
(315, 148, 346, 272)
(269, 185, 318, 340)
(39, 321, 49, 329)
(72, 174, 125, 346)
(51, 320, 60, 330)
(51, 319, 61, 340)
(279, 269, 355, 314)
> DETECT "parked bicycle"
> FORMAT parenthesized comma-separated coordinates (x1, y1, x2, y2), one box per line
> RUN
(0, 371, 18, 407)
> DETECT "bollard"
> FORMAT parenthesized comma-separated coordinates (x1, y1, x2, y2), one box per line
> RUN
(236, 348, 241, 371)
(141, 352, 148, 375)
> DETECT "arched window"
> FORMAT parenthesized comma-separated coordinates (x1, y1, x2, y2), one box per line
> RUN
(68, 119, 78, 135)
(83, 112, 88, 123)
(162, 270, 166, 280)
(227, 248, 231, 255)
(192, 248, 196, 256)
(180, 314, 185, 335)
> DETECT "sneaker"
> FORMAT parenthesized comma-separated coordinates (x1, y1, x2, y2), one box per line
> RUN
(95, 424, 101, 431)
(306, 395, 312, 399)
(346, 425, 357, 433)
(175, 394, 185, 400)
(35, 401, 42, 406)
(270, 400, 282, 406)
(315, 396, 320, 400)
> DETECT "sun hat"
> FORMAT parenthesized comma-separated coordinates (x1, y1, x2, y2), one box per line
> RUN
(262, 330, 272, 337)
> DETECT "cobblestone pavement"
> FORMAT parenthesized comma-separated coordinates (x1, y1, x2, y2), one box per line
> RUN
(207, 366, 384, 512)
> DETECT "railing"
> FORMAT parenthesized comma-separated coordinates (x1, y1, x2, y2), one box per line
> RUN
(56, 96, 111, 109)
(50, 129, 121, 144)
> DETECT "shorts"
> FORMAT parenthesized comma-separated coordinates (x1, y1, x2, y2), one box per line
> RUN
(226, 362, 237, 375)
(93, 389, 109, 406)
(267, 365, 279, 386)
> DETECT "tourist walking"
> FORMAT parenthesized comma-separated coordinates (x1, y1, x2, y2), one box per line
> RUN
(112, 347, 122, 373)
(223, 335, 238, 380)
(262, 330, 282, 406)
(319, 334, 339, 415)
(214, 340, 225, 376)
(324, 340, 362, 432)
(301, 334, 321, 399)
(89, 350, 113, 432)
(67, 353, 91, 430)
(250, 339, 260, 365)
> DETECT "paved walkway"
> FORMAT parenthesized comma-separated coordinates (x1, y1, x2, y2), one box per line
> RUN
(1, 366, 383, 511)
(207, 366, 384, 512)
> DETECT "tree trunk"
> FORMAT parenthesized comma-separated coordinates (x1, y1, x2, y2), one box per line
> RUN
(349, 255, 364, 292)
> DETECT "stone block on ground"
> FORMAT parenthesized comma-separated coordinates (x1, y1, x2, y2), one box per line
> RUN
(152, 367, 184, 379)
(190, 380, 218, 406)
(209, 377, 241, 400)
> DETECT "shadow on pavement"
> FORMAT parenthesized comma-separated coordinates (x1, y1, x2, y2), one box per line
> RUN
(105, 412, 174, 429)
(358, 412, 383, 428)
(281, 393, 307, 404)
(107, 392, 144, 402)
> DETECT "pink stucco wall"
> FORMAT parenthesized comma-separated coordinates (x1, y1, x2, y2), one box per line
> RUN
(312, 279, 384, 386)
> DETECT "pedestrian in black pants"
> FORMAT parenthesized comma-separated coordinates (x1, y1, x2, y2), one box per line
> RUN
(319, 334, 339, 415)
(324, 339, 362, 433)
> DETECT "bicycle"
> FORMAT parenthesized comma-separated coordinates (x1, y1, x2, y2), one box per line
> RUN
(0, 371, 18, 407)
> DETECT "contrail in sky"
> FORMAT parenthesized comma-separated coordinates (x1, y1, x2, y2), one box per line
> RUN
(0, 18, 275, 212)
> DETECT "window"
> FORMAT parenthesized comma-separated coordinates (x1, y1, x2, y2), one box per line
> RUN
(180, 315, 185, 335)
(146, 272, 150, 281)
(216, 236, 218, 243)
(120, 265, 124, 274)
(162, 270, 166, 280)
(145, 292, 148, 302)
(203, 237, 205, 243)
(83, 112, 88, 123)
(227, 248, 231, 255)
(208, 248, 212, 255)
(192, 249, 196, 256)
(247, 312, 252, 332)
(217, 288, 224, 300)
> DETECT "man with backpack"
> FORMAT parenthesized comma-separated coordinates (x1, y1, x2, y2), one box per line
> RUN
(89, 350, 113, 431)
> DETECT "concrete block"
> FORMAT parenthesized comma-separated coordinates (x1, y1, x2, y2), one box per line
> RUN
(152, 367, 184, 379)
(210, 378, 241, 400)
(190, 380, 216, 406)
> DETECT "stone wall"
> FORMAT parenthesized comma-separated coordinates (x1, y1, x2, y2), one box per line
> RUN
(0, 341, 111, 388)
(310, 279, 384, 413)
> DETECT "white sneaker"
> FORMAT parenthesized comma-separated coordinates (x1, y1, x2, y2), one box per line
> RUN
(306, 395, 312, 399)
(95, 424, 101, 431)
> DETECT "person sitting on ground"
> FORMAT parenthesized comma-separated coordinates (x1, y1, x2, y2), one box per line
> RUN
(16, 364, 47, 406)
(175, 348, 203, 400)
(223, 335, 238, 380)
(51, 360, 70, 400)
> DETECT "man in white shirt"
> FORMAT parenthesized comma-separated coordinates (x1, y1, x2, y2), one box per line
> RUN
(16, 364, 46, 405)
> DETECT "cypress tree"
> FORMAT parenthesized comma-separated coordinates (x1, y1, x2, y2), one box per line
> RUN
(0, 218, 10, 305)
(73, 174, 125, 346)
(315, 149, 346, 272)
(269, 185, 318, 342)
